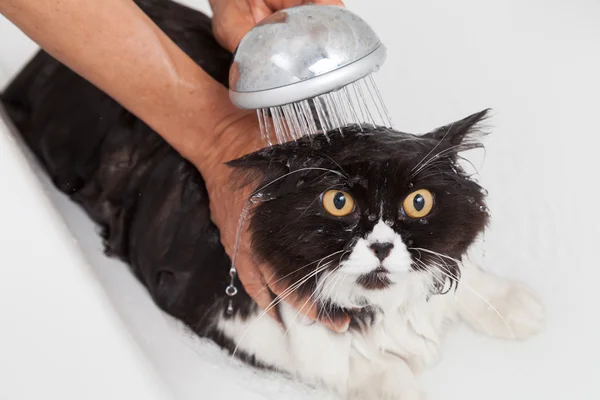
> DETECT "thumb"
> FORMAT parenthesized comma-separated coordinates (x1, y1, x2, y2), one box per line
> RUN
(211, 0, 258, 53)
(248, 0, 274, 24)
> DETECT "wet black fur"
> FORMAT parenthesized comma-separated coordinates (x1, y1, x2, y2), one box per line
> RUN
(230, 116, 490, 300)
(1, 0, 489, 365)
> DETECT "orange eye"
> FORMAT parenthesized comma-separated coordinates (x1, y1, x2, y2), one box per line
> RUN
(403, 189, 434, 218)
(322, 190, 355, 217)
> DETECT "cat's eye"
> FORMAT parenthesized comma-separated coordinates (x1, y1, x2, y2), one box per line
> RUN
(402, 189, 434, 219)
(321, 190, 355, 217)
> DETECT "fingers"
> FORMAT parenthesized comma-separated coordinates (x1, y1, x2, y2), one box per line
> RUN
(248, 0, 274, 23)
(243, 278, 283, 324)
(263, 0, 344, 13)
(234, 250, 283, 324)
(211, 0, 257, 53)
(213, 0, 346, 53)
(265, 266, 351, 333)
(236, 250, 350, 333)
(311, 0, 345, 5)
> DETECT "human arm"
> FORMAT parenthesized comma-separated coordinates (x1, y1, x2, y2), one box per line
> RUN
(0, 0, 349, 331)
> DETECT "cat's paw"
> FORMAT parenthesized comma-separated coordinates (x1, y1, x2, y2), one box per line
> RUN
(469, 281, 545, 340)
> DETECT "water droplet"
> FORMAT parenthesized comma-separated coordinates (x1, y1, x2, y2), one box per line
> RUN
(407, 240, 414, 246)
(368, 214, 377, 221)
(479, 205, 487, 212)
(316, 228, 324, 233)
(468, 197, 475, 203)
(481, 188, 489, 196)
(251, 192, 275, 203)
(408, 183, 414, 189)
(384, 220, 394, 226)
(419, 219, 429, 225)
(296, 179, 305, 188)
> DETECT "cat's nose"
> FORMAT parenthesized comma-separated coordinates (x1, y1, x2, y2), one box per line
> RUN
(369, 242, 394, 261)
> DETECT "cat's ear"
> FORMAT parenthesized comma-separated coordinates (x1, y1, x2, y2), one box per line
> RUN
(425, 109, 490, 147)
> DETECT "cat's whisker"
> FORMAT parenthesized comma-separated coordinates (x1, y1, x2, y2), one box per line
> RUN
(456, 154, 481, 177)
(414, 255, 516, 340)
(434, 262, 515, 339)
(409, 247, 462, 264)
(313, 261, 346, 324)
(413, 258, 448, 293)
(253, 250, 346, 297)
(411, 146, 465, 179)
(410, 144, 466, 179)
(322, 154, 350, 179)
(325, 257, 349, 301)
(314, 270, 337, 322)
(454, 297, 495, 338)
(411, 122, 455, 173)
(248, 263, 332, 333)
(261, 260, 333, 317)
(283, 293, 317, 338)
(416, 262, 495, 337)
(283, 261, 345, 338)
(315, 258, 350, 324)
(316, 249, 351, 304)
(295, 183, 345, 221)
(232, 261, 334, 357)
(251, 167, 347, 198)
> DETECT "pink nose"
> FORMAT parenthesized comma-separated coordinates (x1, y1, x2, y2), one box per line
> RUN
(369, 242, 394, 261)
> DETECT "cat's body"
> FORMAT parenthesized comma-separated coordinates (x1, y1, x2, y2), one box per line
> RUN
(1, 0, 544, 398)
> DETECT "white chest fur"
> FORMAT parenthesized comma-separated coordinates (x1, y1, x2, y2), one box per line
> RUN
(218, 282, 456, 399)
(217, 260, 545, 399)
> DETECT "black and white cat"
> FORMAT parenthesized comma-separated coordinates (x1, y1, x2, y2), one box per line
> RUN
(1, 0, 544, 398)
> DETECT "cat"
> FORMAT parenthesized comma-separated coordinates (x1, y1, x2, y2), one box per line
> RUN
(1, 0, 545, 398)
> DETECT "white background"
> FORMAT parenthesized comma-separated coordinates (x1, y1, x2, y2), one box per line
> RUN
(1, 0, 599, 399)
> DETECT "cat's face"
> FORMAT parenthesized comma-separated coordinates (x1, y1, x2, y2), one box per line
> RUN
(229, 110, 490, 312)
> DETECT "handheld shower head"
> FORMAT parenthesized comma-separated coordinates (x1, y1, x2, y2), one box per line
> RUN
(229, 5, 392, 144)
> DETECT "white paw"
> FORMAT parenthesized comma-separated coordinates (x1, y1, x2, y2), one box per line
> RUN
(471, 281, 545, 340)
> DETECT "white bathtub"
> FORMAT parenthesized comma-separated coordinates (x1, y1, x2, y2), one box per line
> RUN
(1, 1, 599, 399)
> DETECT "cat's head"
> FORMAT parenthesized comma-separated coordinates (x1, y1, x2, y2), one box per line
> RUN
(228, 109, 490, 313)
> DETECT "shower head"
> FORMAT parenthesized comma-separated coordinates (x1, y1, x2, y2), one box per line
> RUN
(228, 5, 392, 144)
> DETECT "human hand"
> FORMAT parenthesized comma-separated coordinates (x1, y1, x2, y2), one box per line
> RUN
(0, 0, 347, 333)
(199, 114, 350, 333)
(209, 0, 345, 53)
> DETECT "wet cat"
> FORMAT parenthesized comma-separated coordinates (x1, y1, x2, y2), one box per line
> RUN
(1, 0, 544, 398)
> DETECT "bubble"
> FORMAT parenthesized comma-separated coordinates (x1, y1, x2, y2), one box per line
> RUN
(468, 197, 475, 203)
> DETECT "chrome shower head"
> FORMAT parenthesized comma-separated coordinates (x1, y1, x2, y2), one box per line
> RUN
(229, 4, 392, 144)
